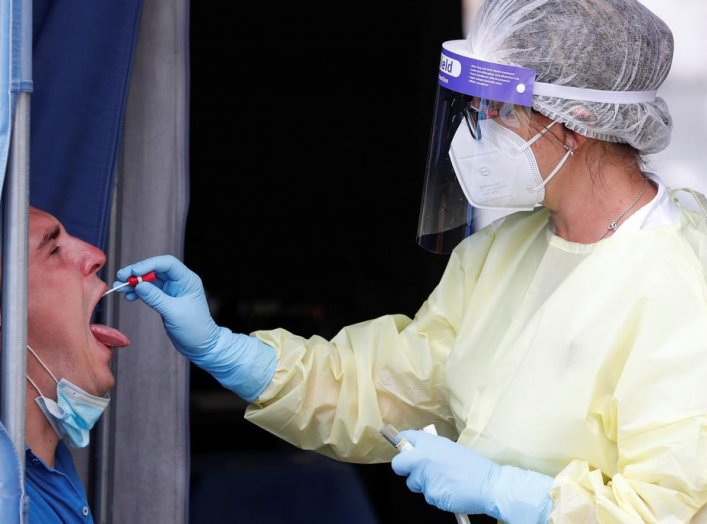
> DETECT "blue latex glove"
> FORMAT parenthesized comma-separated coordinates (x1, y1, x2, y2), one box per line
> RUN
(115, 255, 276, 402)
(391, 430, 554, 524)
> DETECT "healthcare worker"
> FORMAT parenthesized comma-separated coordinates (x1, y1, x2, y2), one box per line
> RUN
(116, 0, 707, 522)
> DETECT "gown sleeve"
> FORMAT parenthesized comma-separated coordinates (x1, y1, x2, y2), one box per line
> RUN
(244, 227, 499, 463)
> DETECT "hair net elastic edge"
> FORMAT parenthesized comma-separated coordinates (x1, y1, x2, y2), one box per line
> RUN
(532, 97, 673, 155)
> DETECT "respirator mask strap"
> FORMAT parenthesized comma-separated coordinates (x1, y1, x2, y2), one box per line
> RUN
(515, 121, 574, 193)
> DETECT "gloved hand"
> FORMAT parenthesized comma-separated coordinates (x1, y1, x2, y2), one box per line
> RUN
(391, 430, 554, 524)
(115, 255, 276, 402)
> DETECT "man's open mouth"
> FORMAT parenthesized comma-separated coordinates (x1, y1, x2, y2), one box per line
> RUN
(89, 284, 131, 348)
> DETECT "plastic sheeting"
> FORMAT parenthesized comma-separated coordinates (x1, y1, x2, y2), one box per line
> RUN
(107, 0, 191, 521)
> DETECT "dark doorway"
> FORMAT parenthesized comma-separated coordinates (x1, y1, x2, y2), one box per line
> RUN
(187, 3, 495, 522)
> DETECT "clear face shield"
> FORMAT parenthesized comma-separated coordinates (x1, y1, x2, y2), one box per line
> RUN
(417, 40, 659, 254)
(417, 41, 548, 254)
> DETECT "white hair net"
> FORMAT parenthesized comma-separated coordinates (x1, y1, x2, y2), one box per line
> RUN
(466, 0, 674, 154)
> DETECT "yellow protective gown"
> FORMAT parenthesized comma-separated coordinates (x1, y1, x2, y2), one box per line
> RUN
(246, 205, 707, 522)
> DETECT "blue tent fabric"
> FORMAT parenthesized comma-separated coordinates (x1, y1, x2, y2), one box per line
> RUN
(0, 0, 11, 192)
(29, 0, 143, 250)
(0, 421, 24, 522)
(1, 0, 32, 197)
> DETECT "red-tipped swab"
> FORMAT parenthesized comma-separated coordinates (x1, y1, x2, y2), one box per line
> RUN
(102, 271, 157, 297)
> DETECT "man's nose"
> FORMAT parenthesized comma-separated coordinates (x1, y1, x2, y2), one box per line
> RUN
(77, 239, 106, 276)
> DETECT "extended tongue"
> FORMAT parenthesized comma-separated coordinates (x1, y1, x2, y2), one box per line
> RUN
(90, 324, 131, 348)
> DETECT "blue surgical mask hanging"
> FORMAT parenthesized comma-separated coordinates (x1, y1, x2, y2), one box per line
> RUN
(26, 345, 109, 448)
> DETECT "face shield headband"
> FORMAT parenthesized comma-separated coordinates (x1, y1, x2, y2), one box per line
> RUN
(417, 40, 659, 254)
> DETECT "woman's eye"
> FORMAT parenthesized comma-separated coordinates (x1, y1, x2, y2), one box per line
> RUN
(50, 246, 60, 255)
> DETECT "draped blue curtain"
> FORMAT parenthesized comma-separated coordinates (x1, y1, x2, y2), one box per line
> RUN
(0, 0, 13, 192)
(0, 421, 23, 522)
(0, 0, 10, 187)
(1, 0, 32, 193)
(29, 0, 143, 250)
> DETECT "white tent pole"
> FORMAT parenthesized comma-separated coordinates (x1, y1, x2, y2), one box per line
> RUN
(0, 89, 31, 524)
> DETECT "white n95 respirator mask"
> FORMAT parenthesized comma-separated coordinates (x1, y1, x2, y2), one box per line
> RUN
(448, 118, 570, 212)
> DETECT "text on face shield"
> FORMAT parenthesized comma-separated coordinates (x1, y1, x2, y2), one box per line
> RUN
(440, 54, 462, 77)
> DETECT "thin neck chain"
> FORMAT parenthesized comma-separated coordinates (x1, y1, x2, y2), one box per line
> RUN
(598, 177, 649, 241)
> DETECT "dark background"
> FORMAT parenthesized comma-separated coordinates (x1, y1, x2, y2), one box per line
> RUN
(186, 3, 494, 522)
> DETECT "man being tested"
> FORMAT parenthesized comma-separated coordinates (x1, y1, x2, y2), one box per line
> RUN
(115, 0, 707, 521)
(17, 207, 131, 522)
